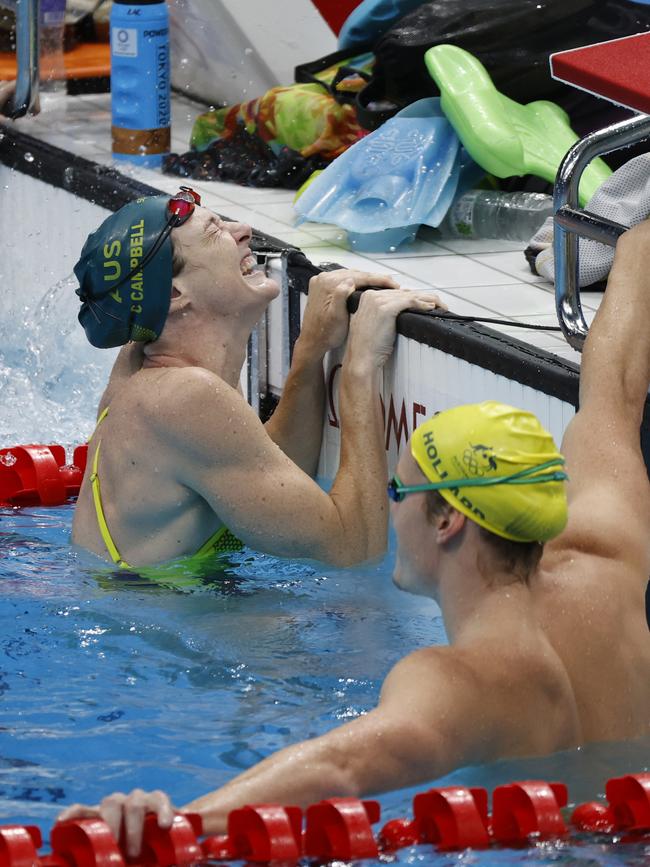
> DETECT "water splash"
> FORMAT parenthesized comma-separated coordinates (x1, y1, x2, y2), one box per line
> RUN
(0, 273, 117, 446)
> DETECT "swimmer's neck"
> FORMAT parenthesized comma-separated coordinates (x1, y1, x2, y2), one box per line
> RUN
(435, 525, 537, 643)
(143, 322, 248, 389)
(440, 572, 534, 645)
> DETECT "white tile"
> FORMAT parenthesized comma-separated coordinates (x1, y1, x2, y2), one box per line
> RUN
(300, 247, 402, 273)
(179, 178, 249, 204)
(470, 251, 549, 284)
(232, 187, 299, 206)
(434, 294, 502, 318)
(267, 229, 336, 248)
(423, 229, 526, 254)
(253, 201, 301, 227)
(296, 221, 350, 246)
(448, 283, 557, 318)
(198, 193, 247, 215)
(506, 312, 563, 328)
(375, 239, 454, 259)
(383, 255, 522, 288)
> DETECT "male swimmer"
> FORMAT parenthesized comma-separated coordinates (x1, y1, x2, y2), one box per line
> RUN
(71, 188, 444, 569)
(61, 219, 650, 851)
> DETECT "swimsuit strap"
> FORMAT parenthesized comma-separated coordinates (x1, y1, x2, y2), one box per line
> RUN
(87, 407, 241, 568)
(87, 406, 110, 442)
(88, 407, 132, 570)
(194, 524, 243, 557)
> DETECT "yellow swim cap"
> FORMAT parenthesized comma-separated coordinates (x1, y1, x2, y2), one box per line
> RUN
(410, 401, 568, 543)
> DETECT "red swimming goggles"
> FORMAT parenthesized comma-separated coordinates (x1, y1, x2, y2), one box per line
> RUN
(167, 186, 201, 226)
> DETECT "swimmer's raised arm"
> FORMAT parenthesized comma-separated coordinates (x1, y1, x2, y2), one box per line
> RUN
(264, 270, 401, 476)
(547, 220, 650, 574)
(148, 288, 443, 566)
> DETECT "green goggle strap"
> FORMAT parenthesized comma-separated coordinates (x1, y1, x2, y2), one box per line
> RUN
(398, 458, 567, 495)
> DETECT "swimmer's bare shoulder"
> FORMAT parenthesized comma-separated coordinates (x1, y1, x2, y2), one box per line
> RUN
(121, 365, 252, 459)
(121, 364, 351, 561)
(375, 641, 579, 775)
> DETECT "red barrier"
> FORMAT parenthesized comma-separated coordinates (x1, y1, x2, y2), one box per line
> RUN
(304, 798, 380, 860)
(377, 818, 419, 852)
(138, 814, 202, 867)
(199, 834, 234, 860)
(0, 825, 42, 867)
(227, 805, 302, 861)
(570, 801, 616, 833)
(605, 773, 650, 831)
(50, 819, 125, 867)
(1, 773, 648, 867)
(0, 444, 87, 507)
(491, 781, 567, 845)
(413, 786, 490, 851)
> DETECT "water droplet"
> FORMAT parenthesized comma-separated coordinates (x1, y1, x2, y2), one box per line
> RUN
(24, 152, 34, 163)
(0, 452, 17, 467)
(244, 47, 253, 55)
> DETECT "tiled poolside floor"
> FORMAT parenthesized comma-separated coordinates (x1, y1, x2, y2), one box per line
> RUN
(11, 91, 596, 365)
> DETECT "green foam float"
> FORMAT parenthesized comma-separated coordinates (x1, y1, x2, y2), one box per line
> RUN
(425, 45, 611, 206)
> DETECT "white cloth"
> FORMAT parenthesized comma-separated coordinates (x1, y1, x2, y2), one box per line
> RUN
(529, 153, 650, 286)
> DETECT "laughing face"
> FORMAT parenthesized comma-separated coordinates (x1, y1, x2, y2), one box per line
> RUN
(170, 206, 280, 315)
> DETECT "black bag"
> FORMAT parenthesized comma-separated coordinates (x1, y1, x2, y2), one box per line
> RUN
(356, 0, 650, 131)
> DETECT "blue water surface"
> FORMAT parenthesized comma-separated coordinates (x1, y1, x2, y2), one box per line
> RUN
(1, 183, 649, 863)
(0, 504, 649, 867)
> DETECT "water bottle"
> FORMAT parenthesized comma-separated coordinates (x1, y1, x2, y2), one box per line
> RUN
(40, 0, 66, 89)
(440, 190, 554, 242)
(110, 0, 171, 168)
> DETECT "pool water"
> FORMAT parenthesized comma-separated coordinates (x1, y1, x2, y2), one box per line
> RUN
(0, 271, 649, 865)
(1, 505, 649, 867)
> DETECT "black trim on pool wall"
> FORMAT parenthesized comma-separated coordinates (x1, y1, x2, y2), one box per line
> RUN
(288, 262, 581, 407)
(0, 123, 162, 210)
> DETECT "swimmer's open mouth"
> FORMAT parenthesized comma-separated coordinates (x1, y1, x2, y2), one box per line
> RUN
(240, 253, 258, 277)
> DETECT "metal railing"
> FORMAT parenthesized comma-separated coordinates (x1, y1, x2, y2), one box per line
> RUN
(11, 0, 39, 118)
(554, 113, 650, 350)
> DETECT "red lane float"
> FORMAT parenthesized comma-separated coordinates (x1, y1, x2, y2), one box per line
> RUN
(304, 798, 380, 860)
(0, 444, 87, 507)
(491, 781, 568, 845)
(0, 773, 648, 867)
(413, 786, 489, 850)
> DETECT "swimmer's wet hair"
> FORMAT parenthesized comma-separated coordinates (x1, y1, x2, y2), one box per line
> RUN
(425, 490, 543, 583)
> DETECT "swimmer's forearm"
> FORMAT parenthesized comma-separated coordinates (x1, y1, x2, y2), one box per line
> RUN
(183, 712, 437, 836)
(331, 353, 388, 561)
(183, 734, 361, 835)
(264, 336, 326, 475)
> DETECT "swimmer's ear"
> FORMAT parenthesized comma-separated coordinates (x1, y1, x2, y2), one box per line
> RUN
(168, 283, 191, 314)
(434, 506, 466, 545)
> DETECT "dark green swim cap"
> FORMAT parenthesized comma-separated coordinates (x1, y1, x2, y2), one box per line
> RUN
(74, 196, 173, 348)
